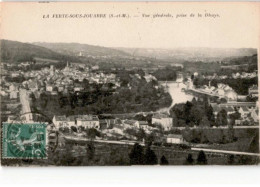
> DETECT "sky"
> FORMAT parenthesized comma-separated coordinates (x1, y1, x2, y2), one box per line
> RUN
(1, 2, 259, 49)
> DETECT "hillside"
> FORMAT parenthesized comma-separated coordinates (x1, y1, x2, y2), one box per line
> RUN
(33, 42, 130, 58)
(116, 47, 257, 62)
(0, 40, 80, 63)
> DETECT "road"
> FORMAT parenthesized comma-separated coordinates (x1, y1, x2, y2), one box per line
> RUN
(191, 147, 260, 157)
(171, 126, 259, 130)
(63, 135, 145, 146)
(19, 89, 33, 121)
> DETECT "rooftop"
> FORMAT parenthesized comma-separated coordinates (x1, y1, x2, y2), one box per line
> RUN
(153, 113, 170, 119)
(167, 134, 183, 139)
(124, 120, 138, 125)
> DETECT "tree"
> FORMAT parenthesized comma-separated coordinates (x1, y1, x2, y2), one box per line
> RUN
(227, 155, 235, 165)
(197, 151, 207, 165)
(145, 132, 155, 146)
(160, 155, 169, 165)
(185, 153, 194, 165)
(199, 115, 210, 128)
(216, 109, 228, 127)
(129, 143, 144, 165)
(219, 98, 227, 103)
(229, 111, 241, 127)
(70, 126, 77, 133)
(189, 106, 203, 126)
(86, 141, 95, 161)
(206, 105, 215, 122)
(144, 146, 158, 165)
(191, 97, 197, 105)
(86, 128, 100, 140)
(136, 128, 146, 142)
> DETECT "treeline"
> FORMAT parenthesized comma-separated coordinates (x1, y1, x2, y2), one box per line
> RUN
(170, 98, 242, 128)
(170, 98, 215, 127)
(183, 128, 236, 144)
(223, 54, 257, 66)
(152, 66, 179, 81)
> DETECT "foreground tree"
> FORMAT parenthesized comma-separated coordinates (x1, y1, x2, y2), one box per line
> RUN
(197, 151, 207, 165)
(144, 146, 158, 165)
(86, 141, 95, 161)
(185, 153, 194, 165)
(227, 155, 235, 165)
(160, 155, 169, 165)
(129, 143, 144, 165)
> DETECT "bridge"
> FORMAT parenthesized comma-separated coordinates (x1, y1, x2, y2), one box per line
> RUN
(187, 88, 222, 98)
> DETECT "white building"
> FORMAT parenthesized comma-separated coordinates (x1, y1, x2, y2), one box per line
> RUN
(77, 115, 100, 129)
(225, 90, 238, 101)
(239, 107, 250, 119)
(251, 109, 259, 123)
(166, 134, 184, 144)
(53, 115, 67, 128)
(152, 113, 172, 131)
(123, 120, 140, 129)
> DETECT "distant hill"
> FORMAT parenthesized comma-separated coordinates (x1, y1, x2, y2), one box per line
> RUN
(33, 42, 130, 58)
(116, 47, 257, 62)
(0, 40, 80, 63)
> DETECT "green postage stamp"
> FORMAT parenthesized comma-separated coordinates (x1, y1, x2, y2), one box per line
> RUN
(2, 123, 47, 159)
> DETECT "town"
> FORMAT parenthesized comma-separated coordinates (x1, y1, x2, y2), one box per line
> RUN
(0, 40, 259, 166)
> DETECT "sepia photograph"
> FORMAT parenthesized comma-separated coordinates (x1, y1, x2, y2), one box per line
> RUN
(0, 1, 259, 167)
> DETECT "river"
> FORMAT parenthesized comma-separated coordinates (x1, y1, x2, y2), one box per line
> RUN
(158, 82, 194, 113)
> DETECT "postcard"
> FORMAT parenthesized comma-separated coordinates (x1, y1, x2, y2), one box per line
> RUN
(0, 1, 259, 166)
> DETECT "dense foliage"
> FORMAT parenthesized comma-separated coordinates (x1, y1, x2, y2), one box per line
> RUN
(170, 98, 215, 127)
(152, 66, 179, 81)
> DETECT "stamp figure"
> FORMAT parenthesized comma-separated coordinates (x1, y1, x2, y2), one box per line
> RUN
(2, 123, 47, 159)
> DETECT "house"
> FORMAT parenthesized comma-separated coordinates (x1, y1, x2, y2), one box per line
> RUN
(28, 80, 39, 92)
(139, 121, 149, 130)
(152, 113, 173, 131)
(235, 119, 243, 126)
(166, 134, 184, 144)
(248, 85, 258, 98)
(53, 115, 67, 128)
(225, 90, 238, 101)
(144, 74, 157, 83)
(10, 91, 18, 99)
(194, 72, 199, 77)
(57, 85, 64, 92)
(46, 85, 54, 92)
(76, 115, 100, 129)
(123, 120, 140, 129)
(239, 107, 250, 119)
(112, 124, 124, 135)
(99, 119, 108, 130)
(9, 84, 18, 92)
(224, 106, 236, 115)
(66, 116, 76, 127)
(251, 109, 259, 123)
